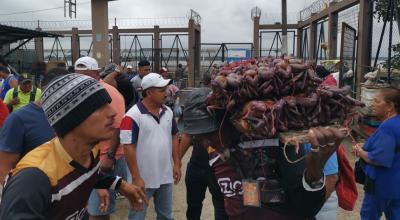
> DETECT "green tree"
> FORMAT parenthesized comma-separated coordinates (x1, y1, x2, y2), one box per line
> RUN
(375, 0, 400, 70)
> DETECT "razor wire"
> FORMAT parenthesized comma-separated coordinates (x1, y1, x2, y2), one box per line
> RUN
(0, 16, 189, 31)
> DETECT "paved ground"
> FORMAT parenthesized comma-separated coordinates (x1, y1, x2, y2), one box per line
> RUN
(111, 139, 378, 220)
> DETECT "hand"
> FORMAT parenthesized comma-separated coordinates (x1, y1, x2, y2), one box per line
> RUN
(305, 127, 344, 183)
(96, 189, 110, 213)
(101, 157, 115, 172)
(134, 177, 145, 192)
(119, 181, 149, 212)
(351, 143, 363, 157)
(9, 97, 19, 105)
(173, 163, 181, 184)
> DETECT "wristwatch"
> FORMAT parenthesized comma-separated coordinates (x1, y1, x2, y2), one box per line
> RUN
(309, 178, 324, 189)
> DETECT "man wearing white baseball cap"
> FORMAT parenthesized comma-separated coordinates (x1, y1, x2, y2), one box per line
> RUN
(121, 73, 181, 220)
(125, 65, 136, 81)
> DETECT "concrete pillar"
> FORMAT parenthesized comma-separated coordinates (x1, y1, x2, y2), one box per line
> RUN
(91, 0, 109, 67)
(253, 17, 260, 58)
(71, 27, 80, 64)
(112, 26, 120, 64)
(153, 25, 161, 73)
(356, 0, 373, 98)
(34, 27, 44, 62)
(328, 11, 339, 59)
(309, 22, 318, 61)
(281, 0, 288, 55)
(188, 19, 201, 87)
(296, 28, 303, 58)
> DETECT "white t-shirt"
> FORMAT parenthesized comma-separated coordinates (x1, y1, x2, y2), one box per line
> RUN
(120, 101, 178, 188)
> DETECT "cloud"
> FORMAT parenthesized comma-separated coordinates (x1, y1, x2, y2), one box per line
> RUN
(0, 0, 308, 43)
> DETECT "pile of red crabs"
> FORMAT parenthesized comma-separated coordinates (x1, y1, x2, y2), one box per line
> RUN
(206, 57, 365, 140)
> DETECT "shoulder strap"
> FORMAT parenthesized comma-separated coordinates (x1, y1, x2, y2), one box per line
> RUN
(12, 87, 18, 99)
(30, 86, 37, 102)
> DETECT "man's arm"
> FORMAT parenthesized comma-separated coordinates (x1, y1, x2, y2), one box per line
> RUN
(0, 114, 25, 184)
(3, 89, 13, 105)
(100, 128, 120, 172)
(325, 174, 338, 200)
(123, 144, 144, 189)
(103, 71, 119, 88)
(178, 133, 192, 160)
(278, 128, 344, 218)
(172, 134, 181, 184)
(0, 168, 51, 220)
(0, 152, 20, 185)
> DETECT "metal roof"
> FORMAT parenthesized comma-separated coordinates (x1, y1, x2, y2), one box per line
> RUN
(0, 24, 62, 46)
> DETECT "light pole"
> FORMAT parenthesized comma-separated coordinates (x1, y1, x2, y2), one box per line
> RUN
(251, 6, 261, 58)
(282, 0, 288, 55)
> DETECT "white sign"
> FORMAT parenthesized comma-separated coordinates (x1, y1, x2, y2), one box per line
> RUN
(227, 49, 247, 58)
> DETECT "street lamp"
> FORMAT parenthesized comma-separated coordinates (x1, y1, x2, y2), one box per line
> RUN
(251, 6, 261, 20)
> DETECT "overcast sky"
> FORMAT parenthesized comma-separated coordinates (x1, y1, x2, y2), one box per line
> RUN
(0, 0, 315, 43)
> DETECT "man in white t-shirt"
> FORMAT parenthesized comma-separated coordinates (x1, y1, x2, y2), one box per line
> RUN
(121, 73, 181, 220)
(130, 60, 151, 100)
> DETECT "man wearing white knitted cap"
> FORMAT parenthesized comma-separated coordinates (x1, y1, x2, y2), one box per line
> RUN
(0, 73, 148, 220)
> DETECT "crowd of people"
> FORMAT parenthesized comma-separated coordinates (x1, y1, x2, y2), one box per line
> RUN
(0, 55, 398, 220)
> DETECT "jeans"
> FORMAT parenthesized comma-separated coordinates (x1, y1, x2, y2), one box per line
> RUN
(361, 192, 400, 220)
(315, 191, 338, 220)
(128, 183, 173, 220)
(185, 162, 228, 220)
(87, 156, 127, 216)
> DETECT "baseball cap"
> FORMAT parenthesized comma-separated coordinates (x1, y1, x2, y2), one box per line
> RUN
(127, 65, 133, 69)
(141, 72, 172, 90)
(19, 73, 32, 83)
(75, 56, 101, 71)
(160, 67, 168, 74)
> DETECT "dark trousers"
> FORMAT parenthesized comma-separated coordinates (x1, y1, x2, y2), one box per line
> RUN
(185, 162, 228, 220)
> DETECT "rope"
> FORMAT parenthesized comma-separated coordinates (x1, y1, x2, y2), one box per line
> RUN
(217, 94, 232, 150)
(282, 137, 305, 164)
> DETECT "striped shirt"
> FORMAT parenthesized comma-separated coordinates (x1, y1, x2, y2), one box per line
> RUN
(0, 137, 120, 220)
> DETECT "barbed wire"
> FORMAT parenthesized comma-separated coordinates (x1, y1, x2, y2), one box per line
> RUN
(259, 12, 298, 25)
(338, 5, 360, 32)
(298, 0, 329, 21)
(0, 16, 189, 30)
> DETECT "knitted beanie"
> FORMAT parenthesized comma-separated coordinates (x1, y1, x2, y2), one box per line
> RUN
(41, 73, 111, 137)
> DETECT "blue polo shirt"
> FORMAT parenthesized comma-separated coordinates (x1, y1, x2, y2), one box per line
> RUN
(303, 143, 338, 176)
(0, 102, 55, 156)
(363, 115, 400, 198)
